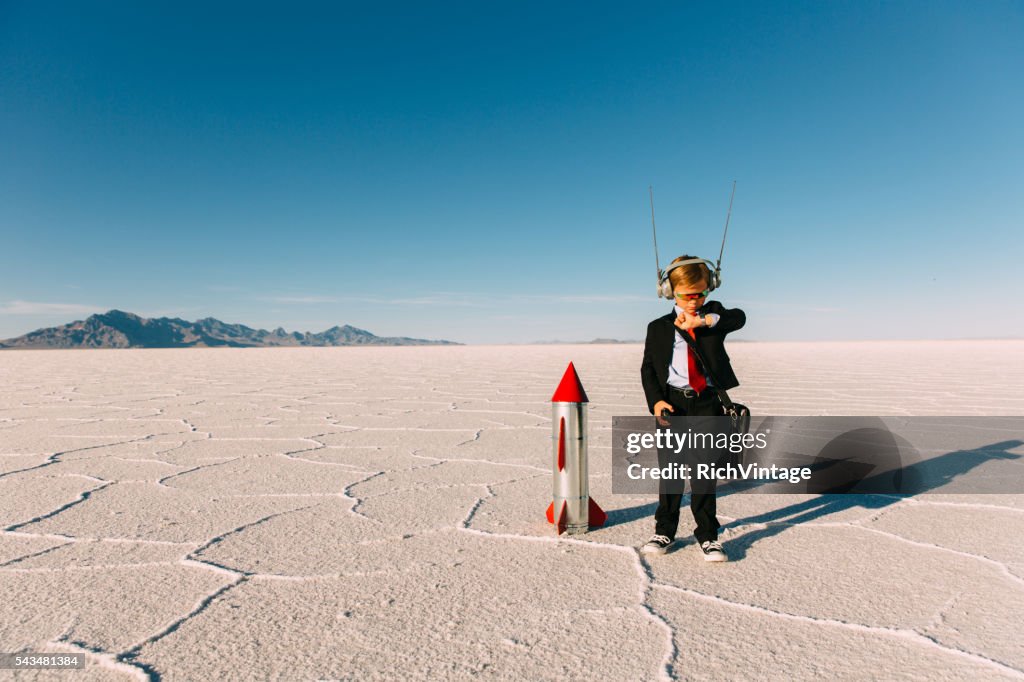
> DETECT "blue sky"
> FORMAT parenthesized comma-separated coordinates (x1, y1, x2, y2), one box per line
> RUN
(2, 1, 1021, 343)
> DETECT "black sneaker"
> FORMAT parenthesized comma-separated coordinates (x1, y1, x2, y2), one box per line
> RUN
(641, 534, 673, 555)
(699, 540, 728, 562)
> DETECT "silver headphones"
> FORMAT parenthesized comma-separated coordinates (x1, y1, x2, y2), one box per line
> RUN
(657, 258, 721, 299)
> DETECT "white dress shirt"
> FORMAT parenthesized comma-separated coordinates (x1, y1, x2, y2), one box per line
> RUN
(667, 305, 720, 389)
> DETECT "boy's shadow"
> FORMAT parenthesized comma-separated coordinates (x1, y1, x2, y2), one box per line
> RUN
(605, 426, 1023, 561)
(720, 437, 1022, 561)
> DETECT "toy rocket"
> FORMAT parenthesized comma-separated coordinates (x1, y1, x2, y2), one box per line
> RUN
(546, 362, 607, 535)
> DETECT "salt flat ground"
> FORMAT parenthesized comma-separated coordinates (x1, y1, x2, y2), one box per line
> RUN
(0, 341, 1022, 681)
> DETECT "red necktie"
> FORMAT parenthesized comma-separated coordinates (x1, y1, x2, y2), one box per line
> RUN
(686, 328, 707, 394)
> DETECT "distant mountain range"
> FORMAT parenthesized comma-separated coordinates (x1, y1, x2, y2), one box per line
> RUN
(0, 310, 459, 349)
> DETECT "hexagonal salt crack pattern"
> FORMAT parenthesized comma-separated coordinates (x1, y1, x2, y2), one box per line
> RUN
(137, 530, 667, 681)
(16, 481, 313, 543)
(0, 563, 235, 654)
(1, 342, 1022, 679)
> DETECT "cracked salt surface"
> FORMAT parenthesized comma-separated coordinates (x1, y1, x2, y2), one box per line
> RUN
(0, 342, 1022, 680)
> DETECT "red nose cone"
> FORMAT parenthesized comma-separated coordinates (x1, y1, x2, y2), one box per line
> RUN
(551, 362, 589, 403)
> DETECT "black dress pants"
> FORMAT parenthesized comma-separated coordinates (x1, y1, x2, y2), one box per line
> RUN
(654, 389, 724, 544)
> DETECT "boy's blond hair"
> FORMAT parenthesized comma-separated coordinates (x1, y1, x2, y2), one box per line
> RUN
(667, 255, 710, 290)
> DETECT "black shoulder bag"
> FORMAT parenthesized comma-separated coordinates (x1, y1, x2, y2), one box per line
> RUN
(677, 326, 751, 435)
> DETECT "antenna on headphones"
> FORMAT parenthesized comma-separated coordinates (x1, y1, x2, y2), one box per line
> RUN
(648, 181, 736, 297)
(715, 180, 737, 277)
(649, 185, 663, 284)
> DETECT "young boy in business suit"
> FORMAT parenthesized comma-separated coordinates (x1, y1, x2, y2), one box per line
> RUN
(640, 255, 746, 561)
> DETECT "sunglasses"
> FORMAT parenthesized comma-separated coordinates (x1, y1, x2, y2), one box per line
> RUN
(674, 289, 710, 301)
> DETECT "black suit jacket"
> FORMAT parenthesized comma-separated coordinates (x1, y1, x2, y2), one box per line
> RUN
(640, 300, 746, 414)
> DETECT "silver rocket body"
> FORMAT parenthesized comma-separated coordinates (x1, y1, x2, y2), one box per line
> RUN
(552, 400, 589, 535)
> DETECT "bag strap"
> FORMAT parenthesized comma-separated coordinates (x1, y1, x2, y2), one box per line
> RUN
(677, 324, 737, 410)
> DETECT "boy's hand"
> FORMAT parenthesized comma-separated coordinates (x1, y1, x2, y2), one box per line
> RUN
(654, 400, 673, 426)
(674, 310, 706, 331)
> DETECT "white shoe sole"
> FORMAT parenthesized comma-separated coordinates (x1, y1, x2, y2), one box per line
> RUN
(699, 544, 729, 562)
(641, 544, 671, 555)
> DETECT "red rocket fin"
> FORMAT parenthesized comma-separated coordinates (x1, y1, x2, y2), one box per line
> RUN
(547, 499, 604, 531)
(556, 500, 567, 535)
(588, 498, 607, 528)
(551, 362, 589, 403)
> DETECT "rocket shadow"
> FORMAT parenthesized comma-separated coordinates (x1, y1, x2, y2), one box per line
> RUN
(603, 502, 660, 528)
